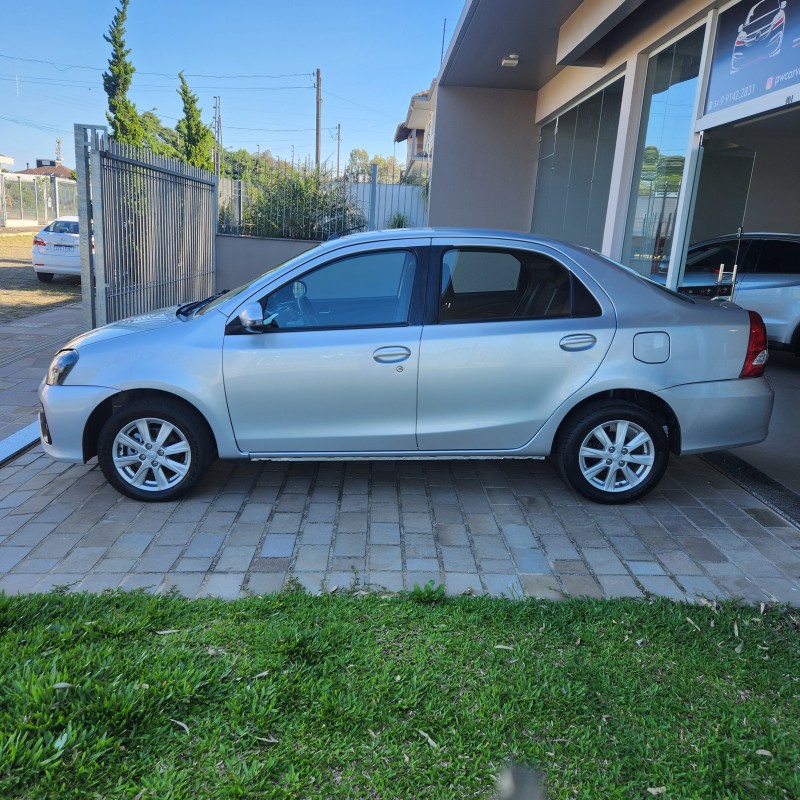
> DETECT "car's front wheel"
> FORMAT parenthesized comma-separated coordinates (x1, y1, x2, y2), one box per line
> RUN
(97, 398, 213, 502)
(36, 272, 54, 283)
(556, 401, 669, 504)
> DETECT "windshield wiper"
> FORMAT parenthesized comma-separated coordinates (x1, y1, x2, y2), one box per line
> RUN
(177, 290, 228, 318)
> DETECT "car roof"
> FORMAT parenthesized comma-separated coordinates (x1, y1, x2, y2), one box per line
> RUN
(316, 227, 594, 259)
(691, 232, 800, 247)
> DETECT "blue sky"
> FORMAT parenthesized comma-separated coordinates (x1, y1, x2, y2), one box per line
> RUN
(1, 0, 464, 170)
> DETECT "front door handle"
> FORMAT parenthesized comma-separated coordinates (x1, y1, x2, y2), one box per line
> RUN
(373, 346, 411, 363)
(559, 334, 597, 352)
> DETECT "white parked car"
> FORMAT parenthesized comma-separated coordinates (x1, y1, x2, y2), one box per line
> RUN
(38, 229, 774, 504)
(31, 216, 80, 283)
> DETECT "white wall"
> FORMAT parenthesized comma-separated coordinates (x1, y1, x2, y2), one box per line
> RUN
(349, 183, 428, 229)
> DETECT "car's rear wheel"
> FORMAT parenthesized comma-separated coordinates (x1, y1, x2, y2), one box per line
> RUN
(556, 401, 669, 504)
(97, 399, 213, 502)
(36, 272, 54, 283)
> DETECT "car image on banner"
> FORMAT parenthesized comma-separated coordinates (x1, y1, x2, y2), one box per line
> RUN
(705, 0, 800, 117)
(731, 1, 787, 73)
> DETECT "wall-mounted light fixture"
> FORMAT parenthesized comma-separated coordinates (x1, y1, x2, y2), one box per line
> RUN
(501, 53, 519, 67)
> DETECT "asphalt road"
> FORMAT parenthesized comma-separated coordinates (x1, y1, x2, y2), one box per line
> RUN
(0, 233, 81, 323)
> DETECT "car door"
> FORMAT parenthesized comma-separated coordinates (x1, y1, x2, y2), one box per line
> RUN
(223, 241, 427, 454)
(416, 240, 615, 452)
(733, 238, 800, 346)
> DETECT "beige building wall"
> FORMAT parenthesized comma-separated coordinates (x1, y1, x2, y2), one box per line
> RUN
(536, 0, 713, 124)
(427, 86, 538, 232)
(429, 1, 718, 242)
(215, 235, 316, 291)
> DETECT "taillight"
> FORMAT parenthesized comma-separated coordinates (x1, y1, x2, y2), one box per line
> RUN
(740, 310, 768, 378)
(33, 236, 45, 247)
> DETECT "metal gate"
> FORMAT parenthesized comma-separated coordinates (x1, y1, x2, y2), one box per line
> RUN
(75, 124, 216, 328)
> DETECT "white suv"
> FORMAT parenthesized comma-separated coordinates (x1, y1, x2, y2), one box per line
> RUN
(673, 233, 800, 352)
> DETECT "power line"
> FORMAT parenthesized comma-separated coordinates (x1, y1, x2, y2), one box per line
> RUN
(321, 89, 397, 120)
(224, 124, 316, 132)
(0, 74, 312, 92)
(0, 113, 71, 135)
(0, 53, 312, 80)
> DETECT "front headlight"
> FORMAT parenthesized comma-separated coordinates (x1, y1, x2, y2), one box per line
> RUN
(47, 349, 79, 386)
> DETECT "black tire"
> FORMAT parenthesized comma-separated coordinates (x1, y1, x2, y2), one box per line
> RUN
(36, 272, 54, 283)
(97, 398, 213, 502)
(556, 401, 669, 504)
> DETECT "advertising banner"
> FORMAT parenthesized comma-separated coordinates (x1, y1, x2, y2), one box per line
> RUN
(705, 0, 800, 115)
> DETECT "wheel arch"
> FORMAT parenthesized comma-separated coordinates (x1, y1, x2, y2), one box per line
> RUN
(82, 389, 219, 462)
(554, 389, 681, 455)
(790, 321, 800, 354)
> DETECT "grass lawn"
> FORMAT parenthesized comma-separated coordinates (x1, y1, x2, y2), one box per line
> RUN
(1, 589, 798, 799)
(0, 232, 81, 323)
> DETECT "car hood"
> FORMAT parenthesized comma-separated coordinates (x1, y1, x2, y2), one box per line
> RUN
(64, 306, 183, 350)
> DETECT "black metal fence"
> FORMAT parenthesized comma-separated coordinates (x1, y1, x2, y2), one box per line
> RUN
(76, 125, 216, 326)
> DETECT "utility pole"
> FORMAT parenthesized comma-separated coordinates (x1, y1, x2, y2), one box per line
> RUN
(315, 68, 322, 169)
(213, 96, 222, 177)
(336, 123, 341, 177)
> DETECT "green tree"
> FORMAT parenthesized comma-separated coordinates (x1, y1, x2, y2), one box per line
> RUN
(346, 148, 370, 179)
(102, 0, 144, 146)
(140, 110, 180, 159)
(176, 72, 215, 171)
(370, 154, 403, 183)
(345, 149, 405, 182)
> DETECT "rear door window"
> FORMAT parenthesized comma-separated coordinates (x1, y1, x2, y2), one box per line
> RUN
(753, 240, 800, 274)
(438, 248, 600, 323)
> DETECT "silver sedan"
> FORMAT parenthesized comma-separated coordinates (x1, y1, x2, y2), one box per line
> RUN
(38, 229, 774, 504)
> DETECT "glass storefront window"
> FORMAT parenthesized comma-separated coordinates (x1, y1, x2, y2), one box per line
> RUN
(531, 78, 624, 251)
(622, 26, 705, 276)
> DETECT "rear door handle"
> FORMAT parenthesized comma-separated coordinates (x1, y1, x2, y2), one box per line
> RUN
(373, 346, 412, 363)
(559, 334, 597, 352)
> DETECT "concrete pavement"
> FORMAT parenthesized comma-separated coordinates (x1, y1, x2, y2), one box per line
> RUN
(0, 303, 798, 603)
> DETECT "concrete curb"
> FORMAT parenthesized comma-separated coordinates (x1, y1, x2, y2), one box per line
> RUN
(0, 422, 40, 467)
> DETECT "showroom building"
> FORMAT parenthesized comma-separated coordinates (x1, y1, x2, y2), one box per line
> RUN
(427, 0, 800, 288)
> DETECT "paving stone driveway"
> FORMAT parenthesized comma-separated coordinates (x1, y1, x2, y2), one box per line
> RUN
(1, 445, 798, 603)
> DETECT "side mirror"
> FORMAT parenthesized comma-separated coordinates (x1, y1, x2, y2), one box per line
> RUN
(238, 303, 265, 332)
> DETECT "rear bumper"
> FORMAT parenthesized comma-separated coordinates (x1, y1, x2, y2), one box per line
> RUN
(32, 254, 80, 274)
(658, 377, 774, 455)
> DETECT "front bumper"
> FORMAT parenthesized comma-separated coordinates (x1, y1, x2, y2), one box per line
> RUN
(658, 376, 774, 455)
(38, 382, 117, 462)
